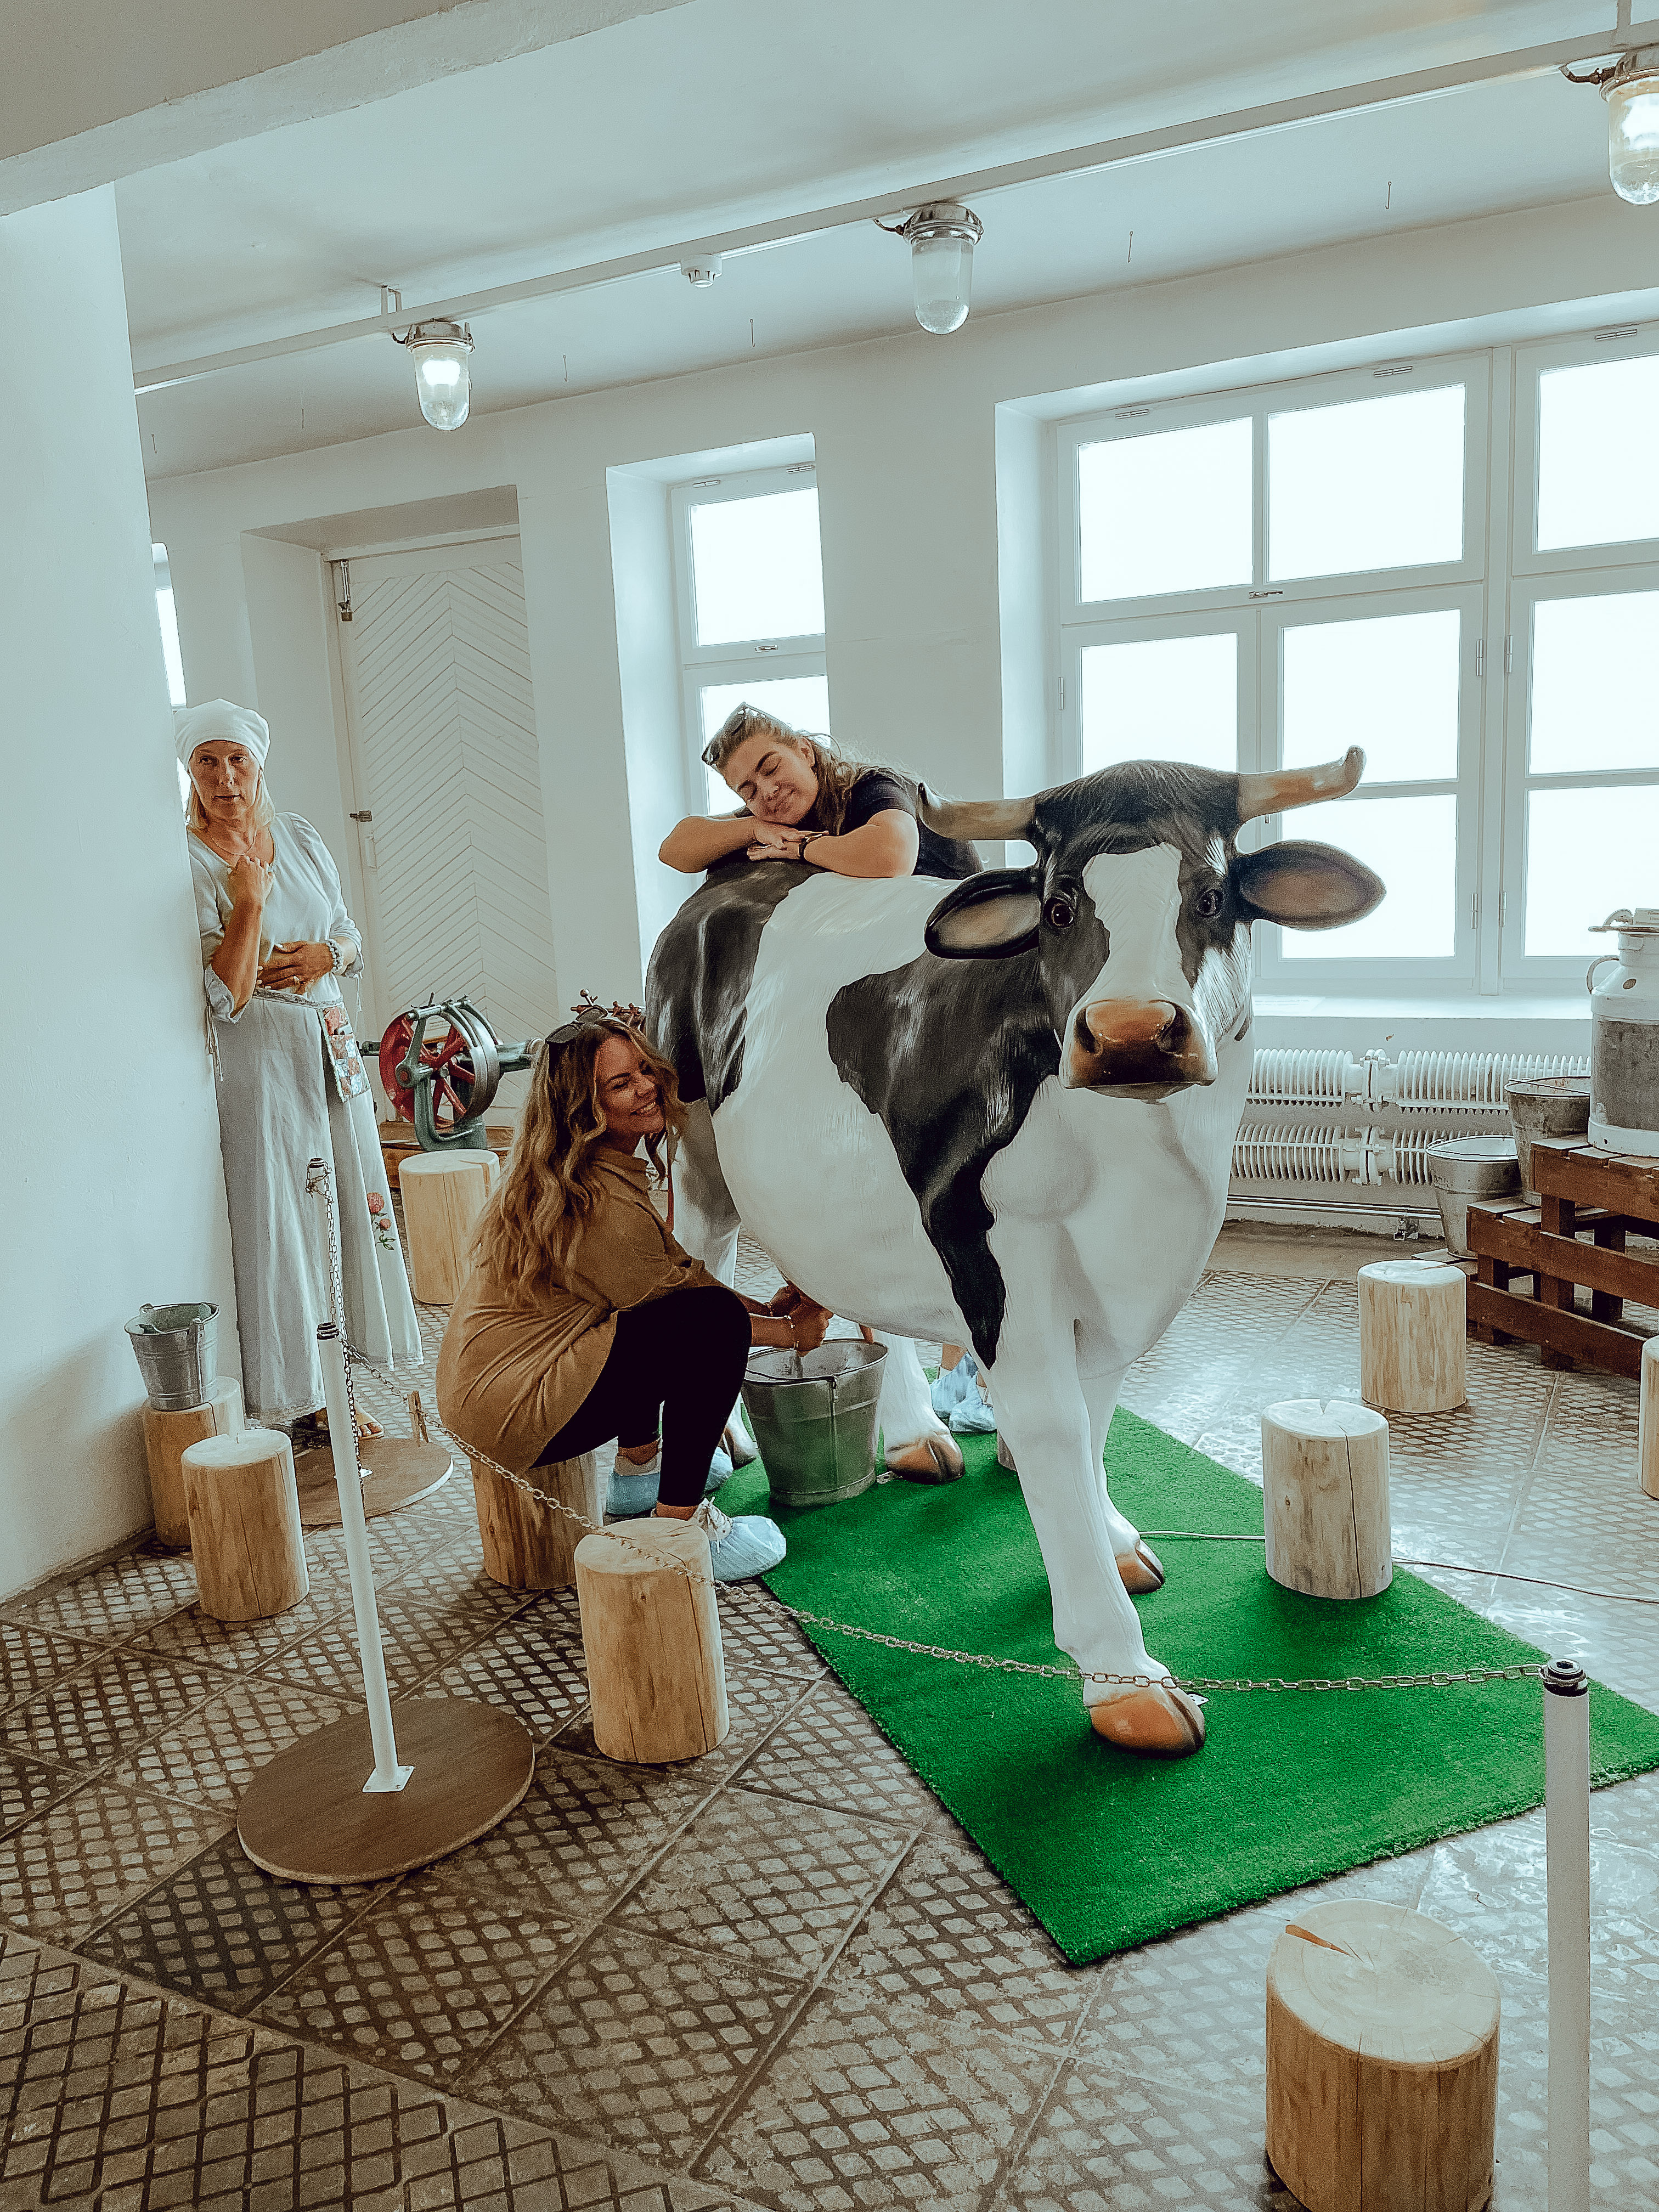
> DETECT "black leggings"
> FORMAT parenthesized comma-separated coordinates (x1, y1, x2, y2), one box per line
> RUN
(534, 1284, 750, 1510)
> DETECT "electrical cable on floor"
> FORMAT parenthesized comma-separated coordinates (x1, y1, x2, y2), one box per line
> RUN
(1140, 1531, 1658, 1608)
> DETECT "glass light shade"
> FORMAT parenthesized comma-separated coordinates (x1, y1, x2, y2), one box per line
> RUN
(911, 231, 974, 335)
(410, 338, 472, 430)
(1609, 71, 1659, 205)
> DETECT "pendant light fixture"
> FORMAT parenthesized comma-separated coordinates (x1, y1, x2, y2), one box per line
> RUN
(391, 318, 476, 430)
(1562, 46, 1659, 205)
(875, 202, 985, 335)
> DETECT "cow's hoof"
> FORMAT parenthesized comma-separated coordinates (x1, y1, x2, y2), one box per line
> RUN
(887, 1434, 965, 1483)
(1088, 1681, 1206, 1758)
(1115, 1539, 1165, 1594)
(995, 1432, 1017, 1473)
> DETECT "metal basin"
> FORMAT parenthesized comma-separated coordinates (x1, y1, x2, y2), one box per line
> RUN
(1426, 1139, 1520, 1257)
(740, 1340, 888, 1510)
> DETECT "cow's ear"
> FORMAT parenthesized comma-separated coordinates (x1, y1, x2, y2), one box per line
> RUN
(1234, 839, 1385, 931)
(925, 869, 1042, 960)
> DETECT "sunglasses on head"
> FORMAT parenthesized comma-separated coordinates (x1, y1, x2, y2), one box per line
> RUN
(543, 1013, 639, 1051)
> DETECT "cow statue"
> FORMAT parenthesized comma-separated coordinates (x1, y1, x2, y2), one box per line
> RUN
(646, 749, 1384, 1758)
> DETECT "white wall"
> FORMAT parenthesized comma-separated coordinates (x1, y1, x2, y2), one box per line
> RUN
(148, 190, 1654, 1051)
(1, 188, 239, 1595)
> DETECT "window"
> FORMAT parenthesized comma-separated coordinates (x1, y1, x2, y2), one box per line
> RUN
(154, 544, 189, 806)
(670, 467, 828, 812)
(1054, 324, 1659, 992)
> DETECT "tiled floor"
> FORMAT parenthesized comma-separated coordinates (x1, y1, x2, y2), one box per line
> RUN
(2, 1222, 1657, 2210)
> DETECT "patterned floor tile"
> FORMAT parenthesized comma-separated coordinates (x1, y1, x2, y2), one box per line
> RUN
(439, 1749, 713, 1922)
(557, 1662, 809, 1783)
(617, 1786, 911, 1984)
(1414, 1793, 1659, 2006)
(82, 1829, 382, 2013)
(0, 1922, 678, 2209)
(737, 1673, 941, 1827)
(415, 1615, 590, 1743)
(709, 1585, 825, 1681)
(259, 1592, 508, 1700)
(0, 1650, 224, 1773)
(999, 2057, 1290, 2211)
(0, 1778, 228, 1943)
(128, 1586, 348, 1674)
(0, 1619, 100, 1718)
(469, 1922, 802, 2174)
(0, 1745, 75, 1841)
(697, 1983, 1059, 2212)
(256, 1871, 576, 2083)
(830, 1827, 1095, 2051)
(1488, 1973, 1659, 2210)
(108, 1674, 358, 1812)
(9, 1547, 198, 1641)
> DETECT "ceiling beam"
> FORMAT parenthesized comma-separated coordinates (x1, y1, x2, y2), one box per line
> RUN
(134, 18, 1659, 397)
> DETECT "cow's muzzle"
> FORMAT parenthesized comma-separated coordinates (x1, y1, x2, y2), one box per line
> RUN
(1065, 998, 1217, 1099)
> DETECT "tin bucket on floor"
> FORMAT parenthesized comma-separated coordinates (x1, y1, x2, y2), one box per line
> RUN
(740, 1340, 888, 1510)
(123, 1302, 219, 1412)
(1426, 1139, 1521, 1258)
(1505, 1076, 1592, 1200)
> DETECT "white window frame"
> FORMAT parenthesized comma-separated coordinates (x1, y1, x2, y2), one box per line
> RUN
(669, 462, 826, 813)
(1053, 354, 1490, 989)
(1499, 324, 1659, 983)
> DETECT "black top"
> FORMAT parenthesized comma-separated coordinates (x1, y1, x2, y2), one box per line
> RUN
(710, 769, 980, 883)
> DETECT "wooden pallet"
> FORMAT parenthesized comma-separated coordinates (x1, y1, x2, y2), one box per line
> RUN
(1467, 1137, 1659, 1378)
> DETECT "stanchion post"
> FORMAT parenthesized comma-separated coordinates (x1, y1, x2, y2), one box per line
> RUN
(317, 1322, 411, 1794)
(1544, 1656, 1590, 2212)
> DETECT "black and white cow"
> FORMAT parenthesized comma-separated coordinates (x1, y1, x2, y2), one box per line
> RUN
(647, 750, 1383, 1757)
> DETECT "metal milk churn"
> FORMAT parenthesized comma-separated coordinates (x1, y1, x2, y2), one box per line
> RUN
(1586, 907, 1659, 1156)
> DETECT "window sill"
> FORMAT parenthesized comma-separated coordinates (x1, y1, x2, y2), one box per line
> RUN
(1251, 991, 1590, 1058)
(1256, 992, 1587, 1020)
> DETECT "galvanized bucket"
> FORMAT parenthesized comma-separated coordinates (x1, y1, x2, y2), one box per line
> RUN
(740, 1340, 888, 1510)
(123, 1302, 219, 1412)
(1426, 1139, 1520, 1257)
(1505, 1075, 1591, 1199)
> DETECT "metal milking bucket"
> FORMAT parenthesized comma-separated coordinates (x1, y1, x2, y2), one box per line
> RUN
(123, 1302, 219, 1412)
(1587, 908, 1659, 1158)
(740, 1340, 888, 1509)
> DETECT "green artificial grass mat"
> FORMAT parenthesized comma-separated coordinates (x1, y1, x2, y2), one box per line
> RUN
(715, 1409, 1659, 1963)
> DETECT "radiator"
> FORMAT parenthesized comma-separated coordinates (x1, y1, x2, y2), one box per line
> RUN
(1227, 1048, 1589, 1234)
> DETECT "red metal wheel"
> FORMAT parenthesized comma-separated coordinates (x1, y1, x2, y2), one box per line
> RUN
(379, 1013, 478, 1133)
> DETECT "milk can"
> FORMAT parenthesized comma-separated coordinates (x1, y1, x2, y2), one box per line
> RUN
(1586, 907, 1659, 1156)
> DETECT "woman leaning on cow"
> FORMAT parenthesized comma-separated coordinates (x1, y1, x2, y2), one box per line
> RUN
(436, 1006, 828, 1581)
(659, 704, 980, 883)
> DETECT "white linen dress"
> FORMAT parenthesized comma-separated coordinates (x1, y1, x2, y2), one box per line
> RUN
(191, 814, 421, 1424)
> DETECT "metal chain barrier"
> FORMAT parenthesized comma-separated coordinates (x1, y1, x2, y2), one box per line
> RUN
(317, 1300, 1545, 1699)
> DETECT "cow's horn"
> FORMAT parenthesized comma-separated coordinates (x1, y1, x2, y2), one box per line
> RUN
(916, 783, 1037, 841)
(1235, 746, 1364, 824)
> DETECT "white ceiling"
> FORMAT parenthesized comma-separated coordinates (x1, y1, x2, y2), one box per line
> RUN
(119, 0, 1639, 478)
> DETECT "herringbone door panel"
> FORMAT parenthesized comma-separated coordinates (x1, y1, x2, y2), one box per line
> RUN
(343, 550, 557, 1068)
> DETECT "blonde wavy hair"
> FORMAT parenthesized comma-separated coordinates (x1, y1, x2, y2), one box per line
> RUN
(702, 704, 874, 837)
(472, 1018, 687, 1300)
(183, 763, 276, 836)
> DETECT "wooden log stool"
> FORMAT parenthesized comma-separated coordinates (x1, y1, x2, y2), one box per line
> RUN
(400, 1150, 498, 1302)
(1262, 1401, 1392, 1600)
(181, 1427, 309, 1622)
(1266, 1900, 1499, 2212)
(1359, 1260, 1466, 1413)
(574, 1520, 728, 1763)
(1641, 1336, 1659, 1502)
(142, 1378, 244, 1549)
(473, 1452, 602, 1591)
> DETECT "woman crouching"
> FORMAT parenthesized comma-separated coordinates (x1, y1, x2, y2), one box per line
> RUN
(437, 1009, 821, 1580)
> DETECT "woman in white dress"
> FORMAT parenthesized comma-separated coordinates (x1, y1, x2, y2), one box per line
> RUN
(179, 700, 421, 1429)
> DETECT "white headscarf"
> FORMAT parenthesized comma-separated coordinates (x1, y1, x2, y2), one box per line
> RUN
(174, 700, 270, 773)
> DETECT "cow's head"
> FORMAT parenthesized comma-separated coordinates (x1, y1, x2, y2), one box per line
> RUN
(917, 751, 1384, 1101)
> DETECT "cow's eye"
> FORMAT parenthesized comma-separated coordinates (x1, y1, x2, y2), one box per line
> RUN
(1193, 885, 1225, 920)
(1043, 895, 1076, 932)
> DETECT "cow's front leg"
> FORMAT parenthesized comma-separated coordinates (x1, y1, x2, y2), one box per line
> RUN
(873, 1333, 964, 1483)
(1080, 1367, 1165, 1596)
(991, 1352, 1204, 1759)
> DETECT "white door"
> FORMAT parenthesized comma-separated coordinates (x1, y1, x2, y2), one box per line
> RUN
(338, 536, 557, 1116)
